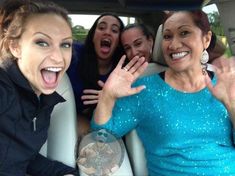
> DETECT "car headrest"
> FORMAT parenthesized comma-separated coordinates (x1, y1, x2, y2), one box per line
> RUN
(152, 24, 167, 66)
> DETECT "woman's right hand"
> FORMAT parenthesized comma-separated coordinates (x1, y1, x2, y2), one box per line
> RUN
(93, 55, 148, 125)
(102, 55, 148, 99)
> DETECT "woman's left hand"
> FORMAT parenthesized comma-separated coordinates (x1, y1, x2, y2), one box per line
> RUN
(206, 56, 235, 125)
(81, 80, 104, 105)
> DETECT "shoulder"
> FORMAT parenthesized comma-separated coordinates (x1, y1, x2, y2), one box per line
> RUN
(0, 68, 16, 113)
(73, 41, 84, 57)
(71, 41, 85, 65)
(134, 73, 161, 87)
(67, 42, 84, 77)
(0, 67, 13, 87)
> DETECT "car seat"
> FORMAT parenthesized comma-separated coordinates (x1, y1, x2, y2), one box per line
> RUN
(40, 71, 133, 175)
(39, 73, 78, 168)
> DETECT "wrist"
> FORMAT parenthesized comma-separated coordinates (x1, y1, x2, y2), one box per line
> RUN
(225, 102, 235, 128)
(99, 89, 116, 104)
(94, 90, 116, 125)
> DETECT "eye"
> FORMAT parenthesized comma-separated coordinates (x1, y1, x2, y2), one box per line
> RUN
(35, 40, 49, 47)
(61, 42, 72, 48)
(163, 34, 172, 40)
(124, 46, 130, 52)
(180, 31, 190, 37)
(98, 26, 105, 30)
(111, 26, 119, 34)
(97, 24, 106, 31)
(134, 41, 142, 47)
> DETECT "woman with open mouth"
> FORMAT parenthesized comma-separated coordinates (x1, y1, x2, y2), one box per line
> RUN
(0, 0, 79, 175)
(67, 13, 125, 136)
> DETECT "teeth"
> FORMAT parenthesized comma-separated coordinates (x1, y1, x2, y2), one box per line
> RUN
(45, 67, 62, 72)
(103, 38, 111, 43)
(172, 52, 188, 59)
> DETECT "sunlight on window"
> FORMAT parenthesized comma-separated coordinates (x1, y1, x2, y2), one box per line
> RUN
(202, 4, 218, 14)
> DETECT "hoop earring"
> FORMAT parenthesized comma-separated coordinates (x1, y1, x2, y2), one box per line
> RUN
(201, 50, 209, 75)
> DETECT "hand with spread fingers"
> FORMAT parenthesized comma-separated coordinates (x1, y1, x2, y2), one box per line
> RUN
(93, 55, 148, 125)
(206, 56, 235, 125)
(102, 55, 148, 99)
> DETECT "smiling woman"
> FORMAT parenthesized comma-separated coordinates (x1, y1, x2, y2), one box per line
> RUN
(0, 0, 78, 175)
(91, 9, 235, 175)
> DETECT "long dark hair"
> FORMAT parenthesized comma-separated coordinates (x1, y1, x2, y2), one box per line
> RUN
(122, 23, 154, 41)
(78, 12, 124, 90)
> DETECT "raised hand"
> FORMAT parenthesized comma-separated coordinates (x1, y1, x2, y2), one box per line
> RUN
(206, 56, 235, 125)
(102, 55, 148, 99)
(93, 55, 148, 125)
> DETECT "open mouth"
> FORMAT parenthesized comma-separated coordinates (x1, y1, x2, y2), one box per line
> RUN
(100, 39, 111, 53)
(170, 51, 189, 60)
(41, 67, 62, 88)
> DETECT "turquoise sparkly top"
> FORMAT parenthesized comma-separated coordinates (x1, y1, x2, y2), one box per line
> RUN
(91, 73, 235, 175)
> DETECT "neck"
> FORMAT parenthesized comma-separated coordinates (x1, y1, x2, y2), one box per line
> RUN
(98, 58, 113, 75)
(165, 68, 206, 93)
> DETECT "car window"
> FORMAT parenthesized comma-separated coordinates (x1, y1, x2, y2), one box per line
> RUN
(203, 3, 232, 57)
(69, 14, 135, 43)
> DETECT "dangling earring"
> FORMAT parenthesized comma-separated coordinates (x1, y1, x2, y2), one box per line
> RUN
(201, 50, 209, 75)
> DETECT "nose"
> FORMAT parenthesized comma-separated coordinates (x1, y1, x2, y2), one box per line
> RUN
(169, 37, 183, 50)
(130, 47, 139, 59)
(104, 27, 112, 35)
(49, 46, 64, 64)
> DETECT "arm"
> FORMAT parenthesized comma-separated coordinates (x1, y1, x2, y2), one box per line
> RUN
(91, 55, 148, 137)
(27, 153, 79, 176)
(206, 56, 235, 127)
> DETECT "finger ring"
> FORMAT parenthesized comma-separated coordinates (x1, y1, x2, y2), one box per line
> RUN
(123, 67, 128, 71)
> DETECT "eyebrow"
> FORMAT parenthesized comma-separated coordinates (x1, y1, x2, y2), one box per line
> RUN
(163, 24, 191, 32)
(178, 24, 191, 30)
(98, 21, 120, 29)
(133, 37, 144, 43)
(33, 32, 73, 41)
(123, 37, 143, 48)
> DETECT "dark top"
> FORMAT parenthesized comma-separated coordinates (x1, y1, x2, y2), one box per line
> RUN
(67, 42, 111, 116)
(0, 61, 79, 176)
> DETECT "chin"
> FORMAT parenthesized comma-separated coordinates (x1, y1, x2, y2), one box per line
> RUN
(41, 89, 56, 95)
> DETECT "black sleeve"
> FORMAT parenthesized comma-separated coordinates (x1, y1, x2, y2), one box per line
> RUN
(0, 75, 15, 115)
(27, 153, 79, 176)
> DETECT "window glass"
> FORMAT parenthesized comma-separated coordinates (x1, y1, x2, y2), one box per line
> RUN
(69, 14, 135, 42)
(203, 4, 232, 57)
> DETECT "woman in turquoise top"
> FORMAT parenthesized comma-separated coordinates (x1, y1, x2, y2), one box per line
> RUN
(91, 10, 235, 175)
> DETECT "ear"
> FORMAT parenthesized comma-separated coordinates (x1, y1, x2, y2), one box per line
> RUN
(203, 31, 212, 49)
(149, 37, 154, 48)
(9, 40, 21, 59)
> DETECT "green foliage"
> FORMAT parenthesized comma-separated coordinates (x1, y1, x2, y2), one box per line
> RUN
(207, 11, 224, 36)
(207, 11, 234, 56)
(72, 25, 88, 43)
(225, 47, 232, 57)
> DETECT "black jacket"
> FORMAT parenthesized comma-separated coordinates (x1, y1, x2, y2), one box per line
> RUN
(0, 62, 79, 176)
